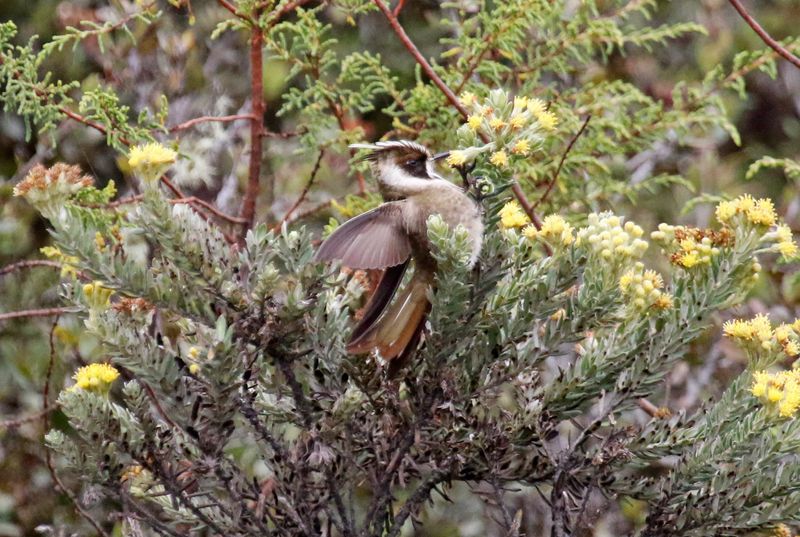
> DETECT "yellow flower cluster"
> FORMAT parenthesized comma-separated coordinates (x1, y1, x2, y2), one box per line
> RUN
(575, 212, 648, 261)
(128, 142, 177, 183)
(499, 201, 530, 229)
(716, 194, 776, 227)
(71, 363, 120, 394)
(651, 224, 731, 269)
(523, 214, 575, 247)
(83, 281, 114, 310)
(619, 263, 673, 311)
(453, 89, 558, 169)
(751, 369, 800, 418)
(40, 246, 80, 278)
(770, 224, 798, 260)
(724, 315, 800, 356)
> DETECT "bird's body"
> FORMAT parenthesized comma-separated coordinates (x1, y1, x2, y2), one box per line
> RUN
(315, 141, 483, 366)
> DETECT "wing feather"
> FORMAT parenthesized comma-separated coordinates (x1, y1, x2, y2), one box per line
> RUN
(315, 203, 411, 269)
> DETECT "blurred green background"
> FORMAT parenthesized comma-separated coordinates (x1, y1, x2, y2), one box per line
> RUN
(1, 0, 799, 534)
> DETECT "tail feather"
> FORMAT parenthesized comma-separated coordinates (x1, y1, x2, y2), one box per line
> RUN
(350, 261, 409, 343)
(347, 271, 432, 361)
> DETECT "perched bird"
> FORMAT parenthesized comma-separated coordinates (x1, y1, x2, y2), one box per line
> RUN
(315, 141, 483, 366)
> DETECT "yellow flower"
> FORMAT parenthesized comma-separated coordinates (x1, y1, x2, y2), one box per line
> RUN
(489, 117, 506, 131)
(723, 319, 755, 340)
(778, 240, 798, 258)
(513, 95, 529, 110)
(509, 115, 526, 131)
(83, 281, 113, 310)
(460, 91, 478, 106)
(778, 378, 800, 417)
(776, 224, 793, 244)
(539, 214, 574, 246)
(490, 150, 509, 168)
(71, 363, 120, 394)
(536, 110, 558, 131)
(128, 142, 177, 183)
(522, 225, 538, 239)
(527, 98, 546, 116)
(511, 139, 531, 156)
(41, 246, 80, 278)
(775, 324, 793, 344)
(768, 385, 784, 403)
(188, 363, 201, 375)
(751, 371, 770, 397)
(746, 198, 777, 226)
(750, 313, 773, 344)
(467, 115, 482, 130)
(784, 340, 800, 357)
(715, 200, 737, 224)
(653, 294, 674, 309)
(679, 252, 699, 268)
(446, 150, 467, 167)
(499, 201, 529, 229)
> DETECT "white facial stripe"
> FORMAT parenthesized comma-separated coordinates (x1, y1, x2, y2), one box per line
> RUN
(379, 161, 435, 194)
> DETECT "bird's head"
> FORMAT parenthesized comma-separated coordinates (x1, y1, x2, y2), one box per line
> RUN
(349, 140, 450, 197)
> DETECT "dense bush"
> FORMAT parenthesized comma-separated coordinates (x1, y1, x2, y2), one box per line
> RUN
(2, 1, 800, 535)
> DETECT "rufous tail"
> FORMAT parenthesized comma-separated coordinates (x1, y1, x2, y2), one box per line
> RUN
(346, 270, 432, 361)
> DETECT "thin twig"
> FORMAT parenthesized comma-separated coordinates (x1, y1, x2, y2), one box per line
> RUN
(170, 197, 248, 225)
(0, 260, 64, 277)
(169, 114, 258, 132)
(728, 0, 800, 70)
(274, 149, 325, 230)
(0, 307, 76, 323)
(533, 115, 592, 210)
(216, 0, 253, 22)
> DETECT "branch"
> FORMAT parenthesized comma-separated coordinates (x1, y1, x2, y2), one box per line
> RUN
(274, 149, 325, 230)
(168, 114, 257, 132)
(0, 260, 64, 277)
(216, 0, 253, 22)
(372, 0, 468, 117)
(372, 0, 543, 230)
(533, 115, 592, 210)
(0, 407, 56, 430)
(728, 0, 800, 70)
(240, 19, 266, 233)
(0, 307, 76, 323)
(386, 471, 451, 537)
(170, 197, 248, 225)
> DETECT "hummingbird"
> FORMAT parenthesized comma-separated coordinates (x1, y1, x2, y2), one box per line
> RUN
(315, 141, 484, 366)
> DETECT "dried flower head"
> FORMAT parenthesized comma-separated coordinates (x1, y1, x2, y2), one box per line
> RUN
(13, 163, 93, 216)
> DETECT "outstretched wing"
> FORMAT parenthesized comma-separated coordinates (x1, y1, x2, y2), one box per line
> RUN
(315, 202, 411, 269)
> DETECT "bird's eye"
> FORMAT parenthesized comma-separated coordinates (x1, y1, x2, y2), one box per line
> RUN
(405, 158, 420, 167)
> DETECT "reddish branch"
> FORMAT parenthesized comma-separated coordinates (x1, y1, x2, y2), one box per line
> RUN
(240, 21, 266, 233)
(0, 307, 75, 322)
(728, 0, 800, 70)
(169, 114, 257, 132)
(0, 260, 63, 277)
(372, 0, 543, 229)
(372, 0, 468, 118)
(170, 197, 248, 225)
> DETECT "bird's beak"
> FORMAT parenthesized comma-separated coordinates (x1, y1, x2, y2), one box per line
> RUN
(432, 151, 450, 162)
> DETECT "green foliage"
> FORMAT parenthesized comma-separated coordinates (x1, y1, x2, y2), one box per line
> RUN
(4, 0, 800, 535)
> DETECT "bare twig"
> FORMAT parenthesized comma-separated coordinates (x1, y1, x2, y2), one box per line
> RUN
(386, 471, 451, 537)
(728, 0, 800, 70)
(216, 0, 253, 22)
(274, 149, 325, 230)
(1, 260, 64, 277)
(170, 197, 248, 225)
(169, 114, 257, 132)
(0, 307, 76, 323)
(533, 115, 592, 210)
